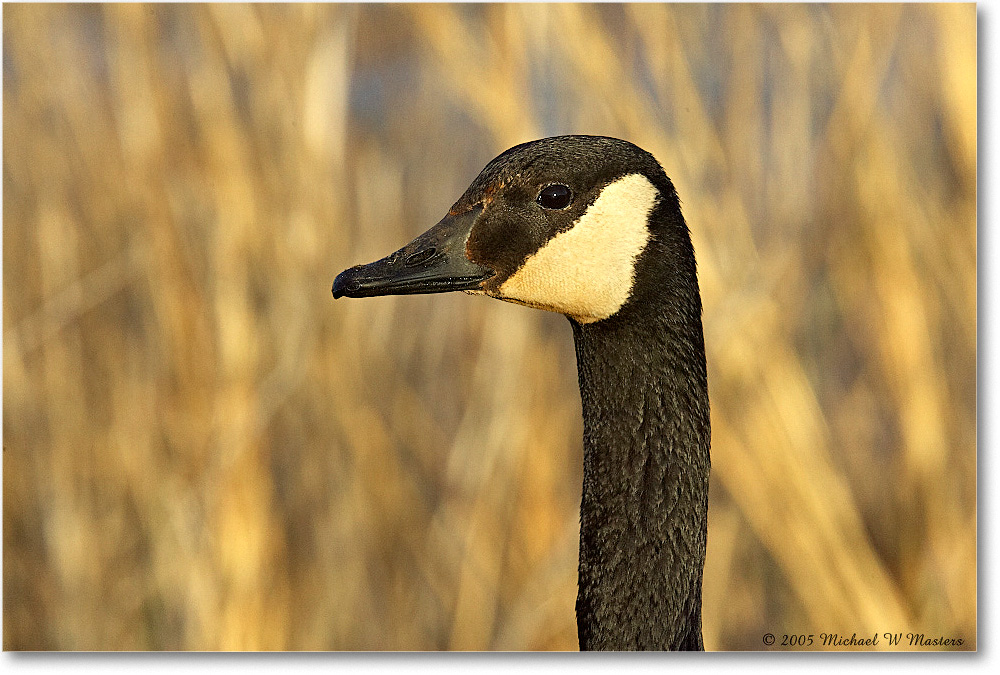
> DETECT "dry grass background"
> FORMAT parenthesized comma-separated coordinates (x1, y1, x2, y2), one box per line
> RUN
(2, 3, 976, 651)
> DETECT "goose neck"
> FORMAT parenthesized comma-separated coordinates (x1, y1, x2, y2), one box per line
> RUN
(570, 310, 710, 650)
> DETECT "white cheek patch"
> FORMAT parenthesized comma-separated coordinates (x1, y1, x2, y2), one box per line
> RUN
(495, 173, 658, 323)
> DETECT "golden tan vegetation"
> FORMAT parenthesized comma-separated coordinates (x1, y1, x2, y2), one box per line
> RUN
(3, 3, 975, 650)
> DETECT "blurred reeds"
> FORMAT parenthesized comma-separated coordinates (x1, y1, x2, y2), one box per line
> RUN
(2, 3, 976, 650)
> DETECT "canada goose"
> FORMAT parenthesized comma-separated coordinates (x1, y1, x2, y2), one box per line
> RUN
(332, 136, 710, 651)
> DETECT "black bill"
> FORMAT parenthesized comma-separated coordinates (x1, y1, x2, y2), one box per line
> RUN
(332, 205, 493, 299)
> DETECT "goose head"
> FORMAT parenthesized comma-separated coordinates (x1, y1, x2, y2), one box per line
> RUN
(333, 135, 691, 325)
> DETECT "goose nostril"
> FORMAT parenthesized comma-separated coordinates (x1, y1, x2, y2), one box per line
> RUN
(347, 280, 361, 293)
(404, 247, 437, 267)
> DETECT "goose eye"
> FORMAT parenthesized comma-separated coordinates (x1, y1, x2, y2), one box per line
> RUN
(537, 184, 572, 210)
